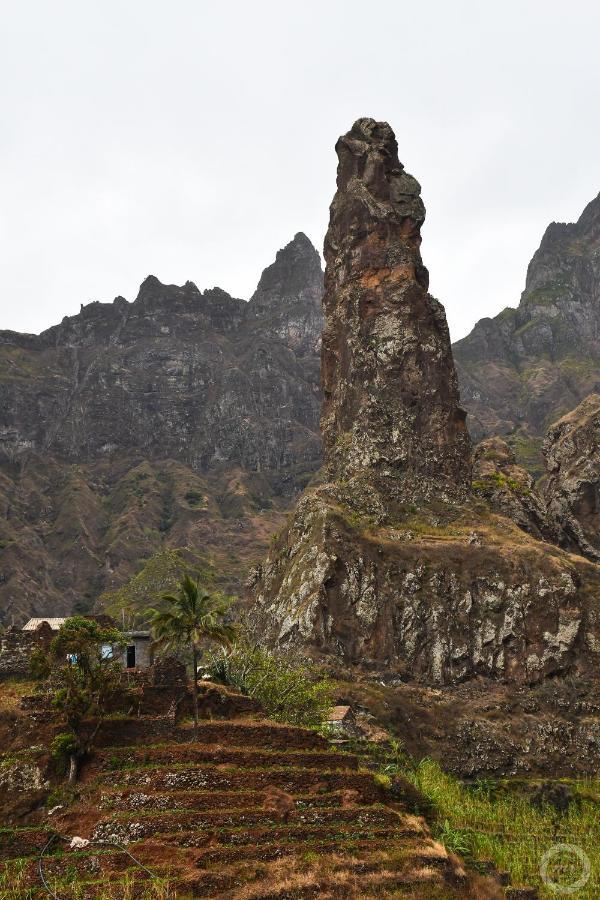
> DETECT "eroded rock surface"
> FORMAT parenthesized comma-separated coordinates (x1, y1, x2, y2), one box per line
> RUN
(0, 234, 324, 623)
(472, 437, 552, 540)
(321, 118, 471, 498)
(454, 192, 600, 472)
(252, 119, 600, 687)
(543, 394, 600, 561)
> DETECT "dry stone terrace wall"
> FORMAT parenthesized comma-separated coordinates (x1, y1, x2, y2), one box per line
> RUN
(0, 712, 484, 898)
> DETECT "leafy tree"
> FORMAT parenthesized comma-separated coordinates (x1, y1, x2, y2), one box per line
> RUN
(49, 617, 126, 782)
(149, 575, 235, 735)
(206, 642, 333, 727)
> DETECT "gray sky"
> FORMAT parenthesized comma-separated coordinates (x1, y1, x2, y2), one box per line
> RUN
(1, 1, 598, 340)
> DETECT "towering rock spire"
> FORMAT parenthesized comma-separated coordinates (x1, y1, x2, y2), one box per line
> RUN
(251, 119, 600, 685)
(321, 119, 471, 496)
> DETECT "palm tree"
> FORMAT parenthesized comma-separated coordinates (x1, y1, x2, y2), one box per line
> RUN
(149, 575, 235, 735)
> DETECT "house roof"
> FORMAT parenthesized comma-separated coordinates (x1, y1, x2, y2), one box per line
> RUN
(22, 618, 67, 631)
(327, 705, 353, 722)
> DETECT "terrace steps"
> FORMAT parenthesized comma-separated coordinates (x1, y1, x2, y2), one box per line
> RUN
(0, 713, 503, 897)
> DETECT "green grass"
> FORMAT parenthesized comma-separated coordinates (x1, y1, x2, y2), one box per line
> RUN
(405, 758, 599, 897)
(0, 858, 178, 899)
(0, 858, 38, 899)
(508, 434, 544, 478)
(472, 472, 530, 495)
(341, 738, 598, 896)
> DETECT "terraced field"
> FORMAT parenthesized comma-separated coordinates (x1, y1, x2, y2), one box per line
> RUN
(0, 718, 507, 898)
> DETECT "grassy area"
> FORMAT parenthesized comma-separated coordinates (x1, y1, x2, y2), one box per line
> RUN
(409, 759, 598, 897)
(0, 858, 177, 899)
(0, 678, 37, 712)
(354, 739, 598, 897)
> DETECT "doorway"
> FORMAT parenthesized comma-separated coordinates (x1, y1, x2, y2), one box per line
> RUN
(126, 645, 136, 668)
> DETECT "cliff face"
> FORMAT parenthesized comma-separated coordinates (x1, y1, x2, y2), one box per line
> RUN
(0, 234, 323, 486)
(0, 235, 324, 624)
(252, 119, 600, 687)
(454, 193, 600, 472)
(321, 119, 471, 497)
(471, 437, 552, 541)
(542, 394, 600, 562)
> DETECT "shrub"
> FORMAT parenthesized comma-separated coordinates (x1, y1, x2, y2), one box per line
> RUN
(206, 643, 333, 727)
(373, 772, 392, 790)
(436, 819, 475, 857)
(51, 732, 79, 774)
(29, 646, 51, 680)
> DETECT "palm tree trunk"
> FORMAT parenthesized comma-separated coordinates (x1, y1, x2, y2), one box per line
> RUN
(191, 643, 199, 739)
(68, 754, 78, 784)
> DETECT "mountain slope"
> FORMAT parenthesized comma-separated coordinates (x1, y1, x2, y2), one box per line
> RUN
(454, 192, 600, 472)
(251, 118, 600, 688)
(0, 234, 324, 625)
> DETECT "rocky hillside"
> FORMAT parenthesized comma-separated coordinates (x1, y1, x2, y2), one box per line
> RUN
(454, 192, 600, 473)
(252, 118, 600, 689)
(0, 234, 324, 625)
(542, 393, 600, 562)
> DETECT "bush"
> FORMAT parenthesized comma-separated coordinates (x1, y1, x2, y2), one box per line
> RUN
(51, 732, 79, 774)
(29, 646, 51, 680)
(205, 643, 332, 727)
(373, 772, 392, 790)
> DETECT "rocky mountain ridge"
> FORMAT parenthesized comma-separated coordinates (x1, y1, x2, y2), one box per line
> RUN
(2, 158, 599, 644)
(0, 234, 324, 624)
(454, 192, 600, 472)
(1, 232, 323, 479)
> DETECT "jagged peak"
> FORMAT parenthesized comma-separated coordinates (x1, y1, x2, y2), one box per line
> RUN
(138, 274, 163, 292)
(332, 118, 425, 232)
(531, 190, 600, 266)
(576, 190, 600, 232)
(290, 231, 316, 250)
(134, 275, 202, 305)
(271, 232, 321, 268)
(250, 233, 323, 307)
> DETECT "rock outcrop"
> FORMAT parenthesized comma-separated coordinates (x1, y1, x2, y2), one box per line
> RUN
(0, 233, 323, 483)
(320, 118, 471, 498)
(252, 118, 600, 686)
(543, 394, 600, 561)
(472, 437, 552, 540)
(454, 192, 600, 473)
(0, 235, 324, 624)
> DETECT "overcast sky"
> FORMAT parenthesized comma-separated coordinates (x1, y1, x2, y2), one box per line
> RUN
(1, 1, 598, 340)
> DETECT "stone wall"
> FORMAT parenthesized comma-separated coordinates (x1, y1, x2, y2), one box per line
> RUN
(0, 623, 52, 679)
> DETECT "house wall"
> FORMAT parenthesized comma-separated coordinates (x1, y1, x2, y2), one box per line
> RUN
(121, 637, 152, 669)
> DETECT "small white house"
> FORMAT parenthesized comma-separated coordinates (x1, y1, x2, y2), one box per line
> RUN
(21, 618, 153, 670)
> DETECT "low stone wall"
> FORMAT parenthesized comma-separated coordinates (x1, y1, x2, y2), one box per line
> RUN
(0, 623, 52, 679)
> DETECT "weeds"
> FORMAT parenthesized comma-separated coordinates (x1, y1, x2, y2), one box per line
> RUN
(406, 757, 599, 897)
